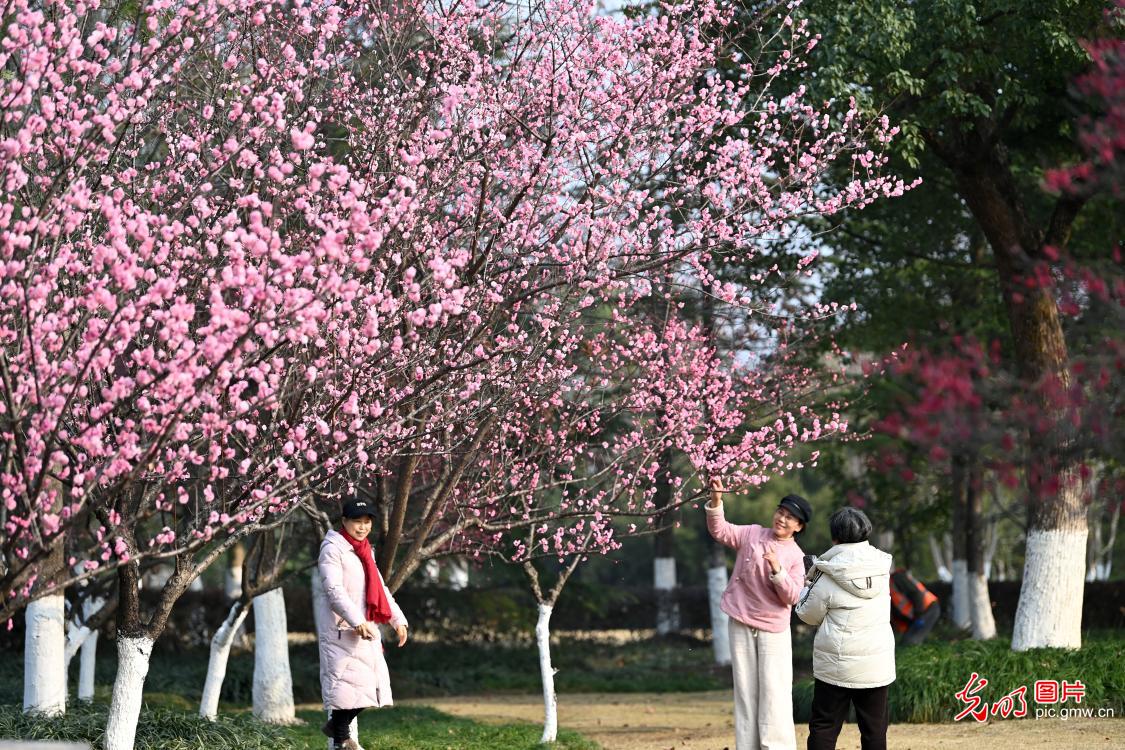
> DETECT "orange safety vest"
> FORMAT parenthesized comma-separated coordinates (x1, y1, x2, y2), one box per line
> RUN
(890, 571, 938, 632)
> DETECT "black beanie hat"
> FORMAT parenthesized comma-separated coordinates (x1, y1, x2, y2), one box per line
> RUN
(778, 494, 812, 526)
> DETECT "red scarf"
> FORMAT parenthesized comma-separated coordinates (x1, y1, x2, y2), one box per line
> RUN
(339, 528, 393, 624)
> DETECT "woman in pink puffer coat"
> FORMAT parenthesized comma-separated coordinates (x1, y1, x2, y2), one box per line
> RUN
(316, 499, 409, 750)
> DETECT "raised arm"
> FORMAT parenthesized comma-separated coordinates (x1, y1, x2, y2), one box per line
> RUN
(705, 478, 746, 550)
(706, 501, 747, 550)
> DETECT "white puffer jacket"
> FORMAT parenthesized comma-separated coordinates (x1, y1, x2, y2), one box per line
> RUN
(795, 541, 895, 689)
(316, 530, 408, 710)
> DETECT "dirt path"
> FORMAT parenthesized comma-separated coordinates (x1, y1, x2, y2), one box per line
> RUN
(408, 691, 1125, 750)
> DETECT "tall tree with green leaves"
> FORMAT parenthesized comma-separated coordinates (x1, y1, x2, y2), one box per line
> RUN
(794, 0, 1119, 649)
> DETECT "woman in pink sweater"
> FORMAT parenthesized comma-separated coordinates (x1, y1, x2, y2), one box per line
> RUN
(706, 478, 810, 750)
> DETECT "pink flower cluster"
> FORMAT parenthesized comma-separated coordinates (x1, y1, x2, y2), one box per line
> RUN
(1, 0, 900, 614)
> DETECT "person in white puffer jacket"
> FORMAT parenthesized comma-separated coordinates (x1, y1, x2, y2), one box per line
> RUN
(795, 507, 895, 750)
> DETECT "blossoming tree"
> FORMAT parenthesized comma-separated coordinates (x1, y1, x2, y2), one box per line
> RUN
(1, 0, 903, 743)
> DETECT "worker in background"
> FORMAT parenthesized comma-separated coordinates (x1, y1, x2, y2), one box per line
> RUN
(889, 568, 940, 645)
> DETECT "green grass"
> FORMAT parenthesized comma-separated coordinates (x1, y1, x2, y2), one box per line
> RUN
(0, 700, 598, 750)
(394, 634, 729, 696)
(291, 706, 599, 750)
(793, 632, 1125, 723)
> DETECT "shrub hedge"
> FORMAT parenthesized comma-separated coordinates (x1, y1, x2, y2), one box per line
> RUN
(0, 702, 599, 750)
(794, 634, 1125, 723)
(0, 701, 292, 750)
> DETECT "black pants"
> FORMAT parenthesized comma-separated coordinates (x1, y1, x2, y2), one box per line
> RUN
(902, 602, 941, 646)
(329, 707, 365, 743)
(807, 679, 889, 750)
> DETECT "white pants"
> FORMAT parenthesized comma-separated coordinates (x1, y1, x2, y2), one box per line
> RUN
(729, 618, 797, 750)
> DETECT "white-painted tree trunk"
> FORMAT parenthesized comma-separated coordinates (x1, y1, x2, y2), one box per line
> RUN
(1087, 560, 1113, 581)
(252, 589, 296, 724)
(23, 594, 67, 716)
(448, 558, 470, 591)
(653, 557, 679, 636)
(994, 558, 1009, 582)
(928, 534, 953, 583)
(983, 523, 1000, 580)
(311, 566, 327, 633)
(224, 567, 243, 600)
(1012, 528, 1087, 650)
(77, 630, 99, 702)
(968, 571, 997, 640)
(65, 620, 93, 673)
(226, 542, 245, 599)
(64, 590, 105, 672)
(1086, 501, 1119, 582)
(535, 603, 558, 744)
(72, 594, 106, 702)
(706, 565, 731, 666)
(951, 559, 971, 630)
(105, 636, 154, 750)
(200, 602, 250, 720)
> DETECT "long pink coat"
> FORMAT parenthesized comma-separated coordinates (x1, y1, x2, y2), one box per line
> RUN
(316, 530, 408, 710)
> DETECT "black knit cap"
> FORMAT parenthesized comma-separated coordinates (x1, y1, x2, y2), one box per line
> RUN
(778, 494, 812, 525)
(342, 498, 377, 519)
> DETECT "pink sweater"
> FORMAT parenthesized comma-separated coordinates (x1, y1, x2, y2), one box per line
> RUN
(706, 501, 805, 632)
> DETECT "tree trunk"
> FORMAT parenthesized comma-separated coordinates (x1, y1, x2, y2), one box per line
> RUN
(1013, 521, 1086, 649)
(874, 530, 895, 556)
(447, 558, 470, 590)
(705, 535, 731, 666)
(106, 558, 150, 750)
(77, 629, 99, 703)
(983, 521, 999, 580)
(950, 457, 971, 631)
(653, 556, 679, 636)
(23, 593, 67, 716)
(64, 612, 100, 672)
(311, 565, 327, 633)
(653, 447, 679, 636)
(966, 463, 997, 640)
(378, 451, 420, 574)
(105, 635, 154, 750)
(1086, 477, 1119, 582)
(65, 618, 92, 673)
(535, 603, 558, 744)
(951, 154, 1087, 650)
(252, 588, 296, 724)
(105, 527, 242, 744)
(927, 534, 953, 582)
(68, 593, 107, 703)
(200, 601, 250, 720)
(224, 543, 245, 599)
